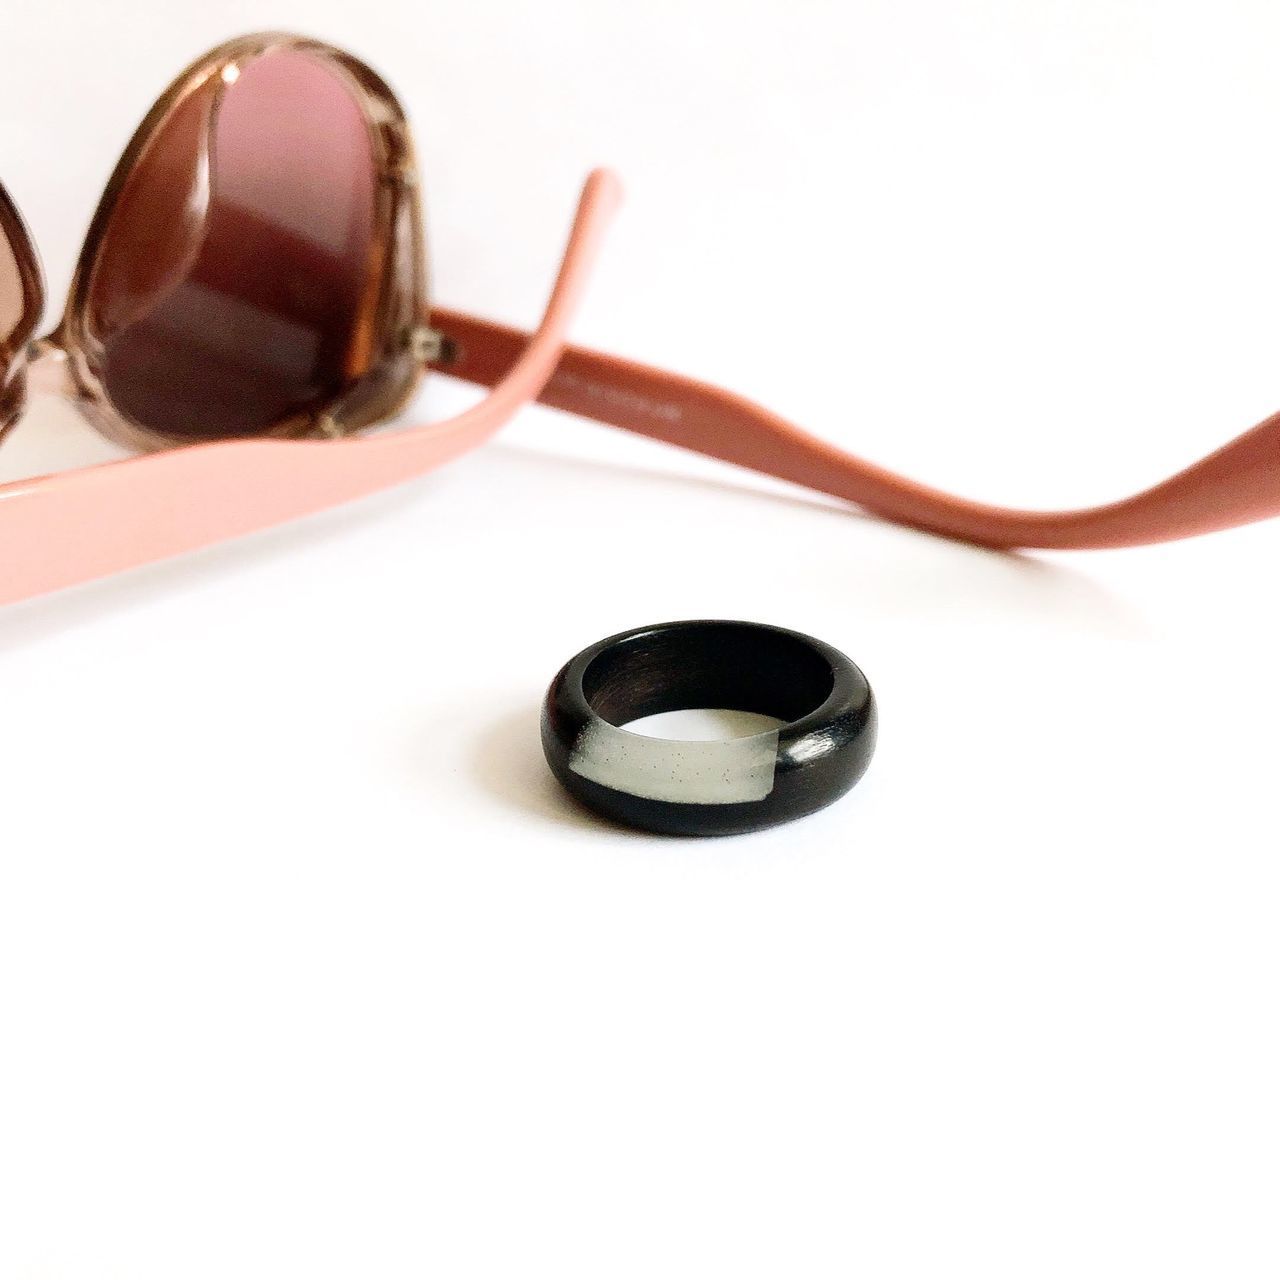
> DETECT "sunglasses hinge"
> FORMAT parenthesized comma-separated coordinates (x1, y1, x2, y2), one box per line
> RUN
(404, 325, 456, 366)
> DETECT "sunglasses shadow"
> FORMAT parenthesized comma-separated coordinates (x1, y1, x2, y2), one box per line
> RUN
(0, 467, 447, 655)
(3, 425, 1146, 834)
(486, 441, 1143, 638)
(0, 422, 1142, 657)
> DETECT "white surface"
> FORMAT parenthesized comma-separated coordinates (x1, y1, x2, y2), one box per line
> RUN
(2, 3, 1279, 1276)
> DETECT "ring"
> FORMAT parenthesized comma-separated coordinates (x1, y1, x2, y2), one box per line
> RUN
(541, 620, 877, 836)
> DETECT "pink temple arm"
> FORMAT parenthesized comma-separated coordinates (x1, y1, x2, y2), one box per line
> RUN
(428, 311, 1280, 551)
(0, 171, 621, 607)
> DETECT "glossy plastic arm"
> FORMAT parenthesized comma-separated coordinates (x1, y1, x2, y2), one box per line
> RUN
(0, 171, 621, 607)
(429, 310, 1280, 551)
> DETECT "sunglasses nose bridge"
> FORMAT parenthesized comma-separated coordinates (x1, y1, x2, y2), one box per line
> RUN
(0, 363, 23, 440)
(0, 339, 73, 446)
(24, 337, 74, 399)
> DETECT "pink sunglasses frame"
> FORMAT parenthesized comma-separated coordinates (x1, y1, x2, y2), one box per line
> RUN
(4, 31, 1280, 608)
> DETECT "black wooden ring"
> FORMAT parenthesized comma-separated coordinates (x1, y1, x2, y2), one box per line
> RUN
(541, 620, 877, 836)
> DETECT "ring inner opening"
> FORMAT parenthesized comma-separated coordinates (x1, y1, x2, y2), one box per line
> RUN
(581, 624, 835, 733)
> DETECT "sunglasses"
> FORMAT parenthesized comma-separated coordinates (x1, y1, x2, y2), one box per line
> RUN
(2, 31, 1276, 608)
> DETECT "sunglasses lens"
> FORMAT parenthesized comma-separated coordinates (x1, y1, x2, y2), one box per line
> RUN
(1, 190, 40, 354)
(86, 49, 380, 441)
(1, 187, 42, 429)
(0, 225, 24, 348)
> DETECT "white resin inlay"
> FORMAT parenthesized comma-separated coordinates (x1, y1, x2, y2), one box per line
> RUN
(569, 718, 780, 805)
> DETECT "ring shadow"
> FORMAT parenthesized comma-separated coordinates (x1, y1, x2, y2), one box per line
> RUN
(467, 703, 623, 836)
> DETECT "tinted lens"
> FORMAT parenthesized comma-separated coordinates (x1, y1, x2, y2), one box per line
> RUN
(86, 49, 380, 441)
(0, 186, 41, 356)
(0, 221, 24, 346)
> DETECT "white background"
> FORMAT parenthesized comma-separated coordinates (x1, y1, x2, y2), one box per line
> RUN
(2, 2, 1279, 1276)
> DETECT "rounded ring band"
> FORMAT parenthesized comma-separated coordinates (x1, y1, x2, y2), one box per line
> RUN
(541, 620, 877, 836)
